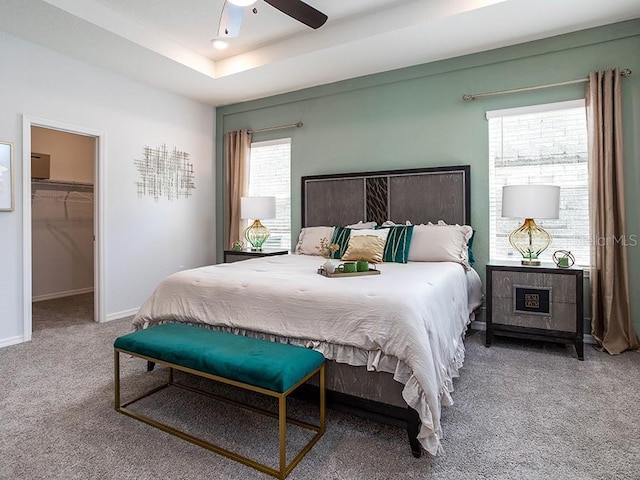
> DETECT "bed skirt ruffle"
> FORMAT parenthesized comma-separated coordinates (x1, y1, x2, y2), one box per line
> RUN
(134, 310, 475, 455)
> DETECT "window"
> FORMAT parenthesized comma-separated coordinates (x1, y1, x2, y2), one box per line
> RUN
(488, 100, 590, 265)
(247, 138, 291, 249)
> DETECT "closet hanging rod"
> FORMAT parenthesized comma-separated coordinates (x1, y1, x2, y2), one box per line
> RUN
(462, 68, 632, 101)
(248, 122, 303, 134)
(31, 179, 94, 192)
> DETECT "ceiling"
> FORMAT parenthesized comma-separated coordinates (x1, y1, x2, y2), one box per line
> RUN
(1, 0, 639, 106)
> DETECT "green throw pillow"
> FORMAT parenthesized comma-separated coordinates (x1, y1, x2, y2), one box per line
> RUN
(330, 226, 351, 259)
(378, 225, 414, 263)
(468, 229, 476, 265)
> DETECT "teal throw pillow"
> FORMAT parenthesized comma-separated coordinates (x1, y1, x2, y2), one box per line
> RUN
(379, 225, 414, 263)
(468, 229, 476, 265)
(330, 226, 351, 259)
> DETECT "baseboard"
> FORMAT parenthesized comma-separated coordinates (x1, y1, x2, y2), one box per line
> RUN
(33, 287, 94, 303)
(0, 335, 25, 348)
(470, 320, 486, 331)
(470, 320, 595, 344)
(105, 308, 138, 322)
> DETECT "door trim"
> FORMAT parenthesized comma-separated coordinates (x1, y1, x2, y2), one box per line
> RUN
(22, 115, 106, 341)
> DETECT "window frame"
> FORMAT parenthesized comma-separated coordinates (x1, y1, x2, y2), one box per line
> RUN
(247, 137, 292, 251)
(487, 99, 590, 266)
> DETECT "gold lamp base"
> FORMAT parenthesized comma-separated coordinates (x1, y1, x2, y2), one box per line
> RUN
(244, 219, 270, 251)
(509, 218, 552, 266)
(520, 258, 541, 266)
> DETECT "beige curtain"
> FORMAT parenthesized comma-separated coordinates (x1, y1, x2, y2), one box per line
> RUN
(586, 68, 639, 354)
(225, 129, 251, 249)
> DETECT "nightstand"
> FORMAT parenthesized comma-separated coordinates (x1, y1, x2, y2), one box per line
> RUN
(486, 261, 584, 360)
(223, 248, 289, 263)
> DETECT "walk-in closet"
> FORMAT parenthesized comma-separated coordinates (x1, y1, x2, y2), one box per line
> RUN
(31, 126, 95, 329)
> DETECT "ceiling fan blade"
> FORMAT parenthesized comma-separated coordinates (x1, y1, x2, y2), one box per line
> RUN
(218, 1, 244, 38)
(264, 0, 328, 29)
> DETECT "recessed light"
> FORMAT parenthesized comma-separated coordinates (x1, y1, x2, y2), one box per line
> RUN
(228, 0, 257, 6)
(212, 40, 229, 50)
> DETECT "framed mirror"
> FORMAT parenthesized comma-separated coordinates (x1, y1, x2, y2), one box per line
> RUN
(0, 141, 14, 211)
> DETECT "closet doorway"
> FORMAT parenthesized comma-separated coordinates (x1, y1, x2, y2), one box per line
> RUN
(22, 117, 105, 340)
(31, 126, 95, 330)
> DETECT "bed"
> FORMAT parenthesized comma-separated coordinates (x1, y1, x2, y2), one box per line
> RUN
(132, 165, 482, 457)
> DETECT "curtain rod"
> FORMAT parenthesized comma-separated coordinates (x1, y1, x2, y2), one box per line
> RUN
(462, 68, 632, 101)
(248, 121, 303, 134)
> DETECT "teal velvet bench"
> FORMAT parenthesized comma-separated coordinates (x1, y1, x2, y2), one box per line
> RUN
(114, 323, 326, 480)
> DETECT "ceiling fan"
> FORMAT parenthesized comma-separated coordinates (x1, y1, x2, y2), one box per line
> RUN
(218, 0, 328, 38)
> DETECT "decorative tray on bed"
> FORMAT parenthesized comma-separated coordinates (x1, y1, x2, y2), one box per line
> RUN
(317, 268, 380, 278)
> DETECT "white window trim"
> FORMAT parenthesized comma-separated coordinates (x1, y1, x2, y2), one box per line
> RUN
(250, 138, 291, 148)
(486, 99, 585, 119)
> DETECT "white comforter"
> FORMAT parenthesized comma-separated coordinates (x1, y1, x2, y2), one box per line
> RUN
(133, 254, 481, 455)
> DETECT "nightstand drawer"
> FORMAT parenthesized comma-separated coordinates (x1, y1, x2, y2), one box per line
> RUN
(225, 253, 253, 263)
(491, 298, 576, 332)
(223, 249, 288, 263)
(491, 270, 577, 305)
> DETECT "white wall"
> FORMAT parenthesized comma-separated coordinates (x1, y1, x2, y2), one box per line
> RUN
(0, 31, 216, 347)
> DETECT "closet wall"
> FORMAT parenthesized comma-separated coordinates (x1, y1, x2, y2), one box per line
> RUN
(31, 127, 95, 301)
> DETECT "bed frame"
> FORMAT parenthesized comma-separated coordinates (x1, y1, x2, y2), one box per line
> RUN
(299, 165, 471, 457)
(146, 165, 471, 457)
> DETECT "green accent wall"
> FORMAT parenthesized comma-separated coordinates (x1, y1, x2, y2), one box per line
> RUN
(217, 19, 640, 335)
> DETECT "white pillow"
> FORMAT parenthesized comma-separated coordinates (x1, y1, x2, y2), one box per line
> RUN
(349, 228, 389, 241)
(295, 226, 335, 255)
(346, 221, 378, 229)
(407, 224, 473, 267)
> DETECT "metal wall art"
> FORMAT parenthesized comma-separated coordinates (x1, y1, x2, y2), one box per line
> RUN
(134, 144, 195, 201)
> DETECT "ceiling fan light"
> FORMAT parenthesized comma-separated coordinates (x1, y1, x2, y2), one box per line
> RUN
(228, 0, 257, 6)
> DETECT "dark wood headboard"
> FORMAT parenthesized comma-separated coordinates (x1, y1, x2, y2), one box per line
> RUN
(301, 165, 470, 227)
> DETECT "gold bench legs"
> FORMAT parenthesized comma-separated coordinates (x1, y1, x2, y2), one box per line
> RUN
(114, 349, 325, 479)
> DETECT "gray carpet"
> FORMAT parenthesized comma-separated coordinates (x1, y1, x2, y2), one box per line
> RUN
(31, 292, 94, 331)
(2, 298, 639, 479)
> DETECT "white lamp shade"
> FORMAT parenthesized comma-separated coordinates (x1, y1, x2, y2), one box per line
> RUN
(241, 196, 276, 220)
(502, 185, 560, 219)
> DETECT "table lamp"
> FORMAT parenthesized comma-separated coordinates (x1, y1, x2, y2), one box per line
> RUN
(501, 185, 560, 265)
(241, 196, 276, 251)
